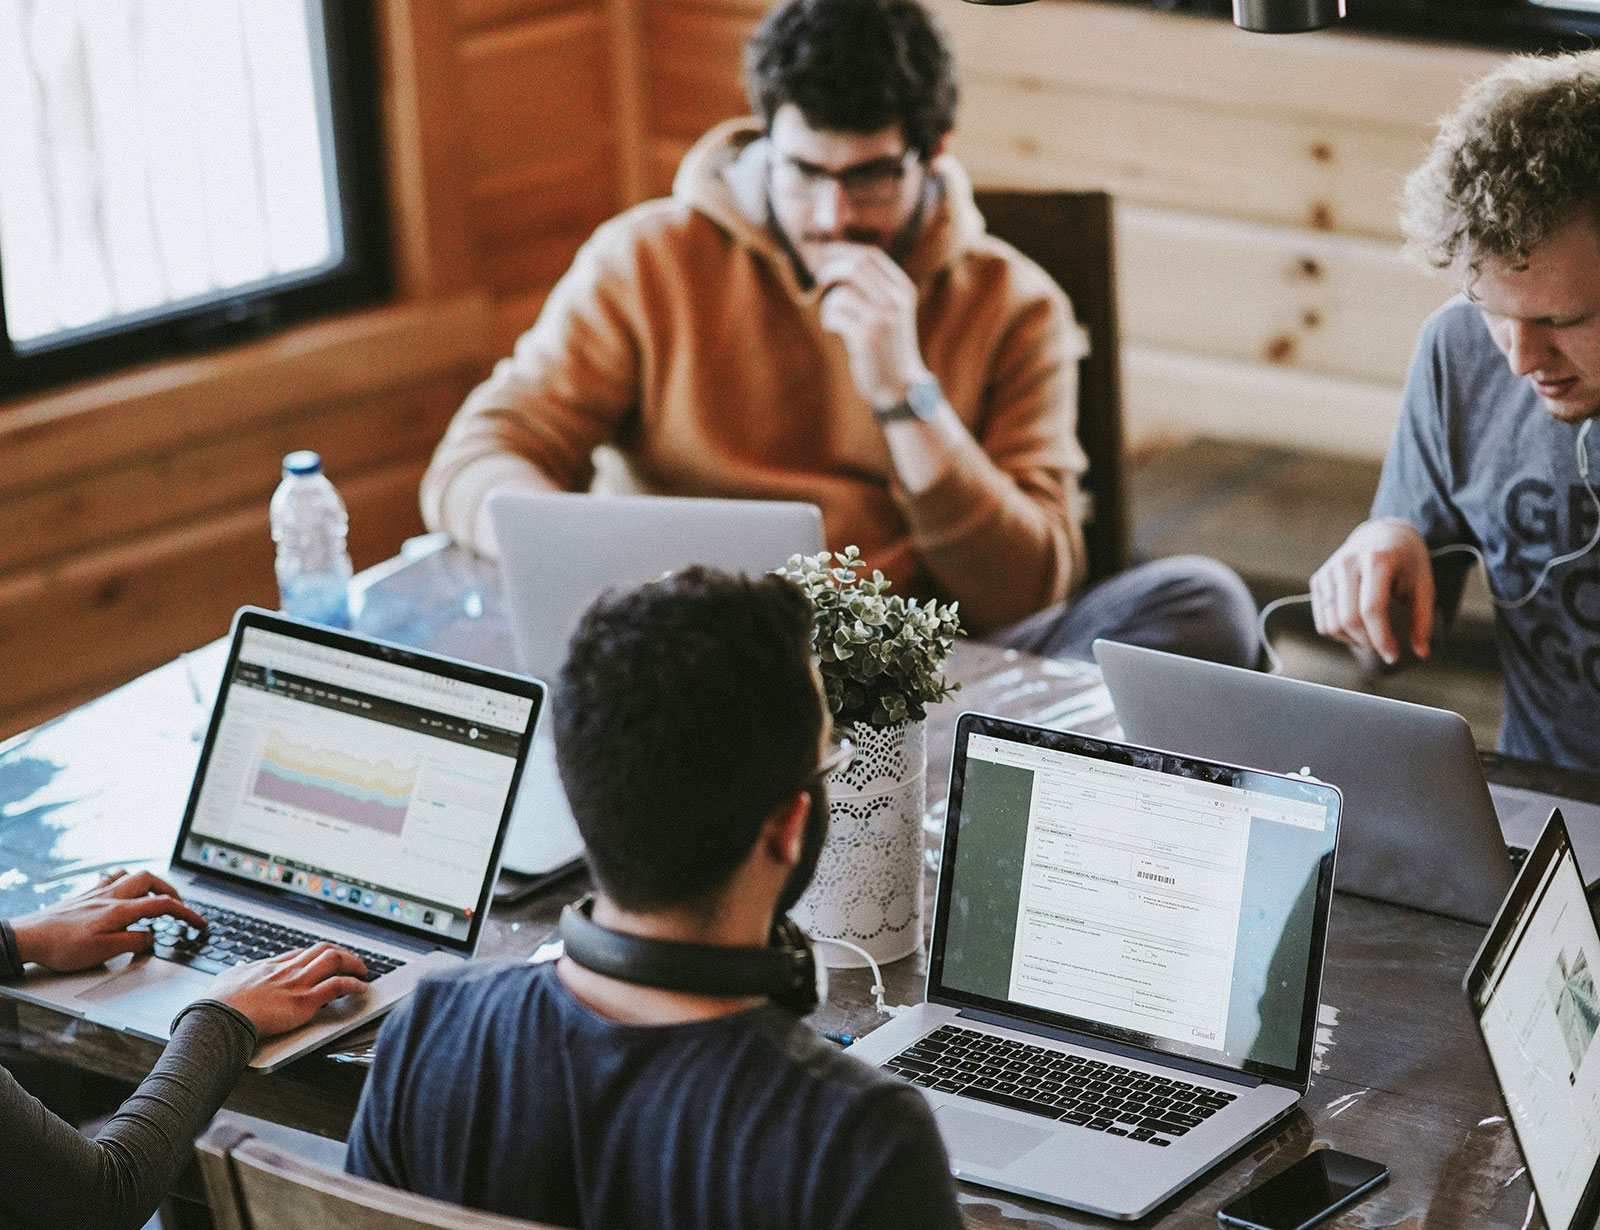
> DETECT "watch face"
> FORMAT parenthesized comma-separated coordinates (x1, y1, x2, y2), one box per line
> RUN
(907, 376, 942, 421)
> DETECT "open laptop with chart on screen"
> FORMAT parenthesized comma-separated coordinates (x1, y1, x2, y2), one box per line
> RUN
(0, 608, 541, 1071)
(847, 713, 1343, 1219)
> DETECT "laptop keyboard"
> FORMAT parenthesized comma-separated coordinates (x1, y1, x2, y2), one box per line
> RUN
(883, 1025, 1236, 1146)
(130, 902, 405, 982)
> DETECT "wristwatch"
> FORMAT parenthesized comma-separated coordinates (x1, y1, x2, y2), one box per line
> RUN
(873, 374, 943, 426)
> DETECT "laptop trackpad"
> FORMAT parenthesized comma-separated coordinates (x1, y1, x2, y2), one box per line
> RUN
(74, 960, 212, 1035)
(935, 1104, 1052, 1171)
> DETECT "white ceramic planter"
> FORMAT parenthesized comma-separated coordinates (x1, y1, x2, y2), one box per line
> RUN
(792, 719, 926, 968)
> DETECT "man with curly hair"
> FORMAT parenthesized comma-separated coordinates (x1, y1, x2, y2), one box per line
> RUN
(419, 0, 1258, 669)
(1312, 50, 1600, 769)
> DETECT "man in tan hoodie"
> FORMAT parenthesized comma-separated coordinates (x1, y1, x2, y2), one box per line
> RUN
(421, 0, 1256, 665)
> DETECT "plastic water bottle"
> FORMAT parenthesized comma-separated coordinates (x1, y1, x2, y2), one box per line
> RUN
(270, 451, 353, 628)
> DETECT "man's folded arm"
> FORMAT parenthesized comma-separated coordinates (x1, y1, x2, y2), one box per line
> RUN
(898, 293, 1089, 632)
(421, 222, 647, 556)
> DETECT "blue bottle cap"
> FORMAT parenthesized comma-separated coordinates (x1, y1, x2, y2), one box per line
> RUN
(283, 450, 322, 476)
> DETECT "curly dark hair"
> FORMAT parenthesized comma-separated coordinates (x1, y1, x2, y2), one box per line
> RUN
(553, 567, 823, 913)
(1402, 50, 1600, 277)
(743, 0, 958, 159)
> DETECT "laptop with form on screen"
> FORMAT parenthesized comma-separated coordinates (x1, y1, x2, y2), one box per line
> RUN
(846, 712, 1342, 1219)
(1468, 809, 1600, 1230)
(0, 607, 540, 1072)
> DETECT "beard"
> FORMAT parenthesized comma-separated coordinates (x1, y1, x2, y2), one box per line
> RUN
(776, 781, 830, 917)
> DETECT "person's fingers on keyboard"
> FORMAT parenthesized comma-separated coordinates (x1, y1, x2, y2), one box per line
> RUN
(96, 895, 206, 959)
(109, 889, 207, 935)
(212, 943, 368, 1037)
(101, 869, 186, 905)
(288, 941, 369, 984)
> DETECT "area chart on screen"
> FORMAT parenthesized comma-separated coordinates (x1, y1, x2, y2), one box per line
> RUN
(251, 730, 416, 837)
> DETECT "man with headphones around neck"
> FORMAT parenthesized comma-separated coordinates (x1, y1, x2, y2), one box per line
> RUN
(346, 568, 963, 1229)
(1312, 51, 1600, 772)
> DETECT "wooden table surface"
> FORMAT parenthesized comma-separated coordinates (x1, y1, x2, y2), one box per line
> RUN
(0, 540, 1568, 1228)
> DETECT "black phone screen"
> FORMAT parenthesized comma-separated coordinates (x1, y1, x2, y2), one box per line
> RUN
(1218, 1150, 1388, 1230)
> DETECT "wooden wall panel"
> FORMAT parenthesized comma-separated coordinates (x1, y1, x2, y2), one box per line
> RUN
(0, 383, 464, 577)
(2, 299, 487, 488)
(1123, 344, 1403, 458)
(452, 0, 587, 30)
(456, 6, 622, 310)
(644, 0, 755, 142)
(931, 0, 1503, 129)
(954, 82, 1432, 242)
(0, 460, 430, 739)
(459, 13, 616, 178)
(1115, 205, 1453, 386)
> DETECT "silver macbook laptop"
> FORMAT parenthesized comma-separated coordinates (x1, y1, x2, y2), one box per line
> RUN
(1095, 639, 1535, 926)
(1, 608, 541, 1072)
(849, 712, 1342, 1219)
(1467, 809, 1600, 1230)
(488, 491, 824, 876)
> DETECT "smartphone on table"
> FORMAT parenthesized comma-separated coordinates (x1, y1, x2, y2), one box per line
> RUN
(1217, 1149, 1389, 1230)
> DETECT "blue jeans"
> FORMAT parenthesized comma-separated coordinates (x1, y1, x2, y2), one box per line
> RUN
(987, 555, 1258, 669)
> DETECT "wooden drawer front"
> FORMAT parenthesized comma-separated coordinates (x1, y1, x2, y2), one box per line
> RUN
(1124, 344, 1402, 460)
(1115, 205, 1454, 387)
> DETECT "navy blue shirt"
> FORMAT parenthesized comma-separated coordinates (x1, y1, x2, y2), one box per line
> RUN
(347, 960, 962, 1230)
(1373, 297, 1600, 770)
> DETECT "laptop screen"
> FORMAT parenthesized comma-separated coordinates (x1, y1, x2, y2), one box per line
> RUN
(174, 613, 540, 953)
(1468, 814, 1600, 1230)
(929, 714, 1341, 1087)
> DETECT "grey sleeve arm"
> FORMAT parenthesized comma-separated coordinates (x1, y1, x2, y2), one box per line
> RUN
(0, 999, 258, 1230)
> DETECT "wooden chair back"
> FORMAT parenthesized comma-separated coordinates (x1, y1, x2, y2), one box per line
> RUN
(196, 1115, 561, 1230)
(973, 189, 1130, 584)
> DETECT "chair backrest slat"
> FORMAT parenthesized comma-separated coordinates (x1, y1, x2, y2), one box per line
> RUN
(197, 1115, 564, 1230)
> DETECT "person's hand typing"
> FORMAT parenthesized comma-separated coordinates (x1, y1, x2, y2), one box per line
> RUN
(1310, 518, 1435, 665)
(815, 244, 929, 411)
(209, 942, 370, 1038)
(8, 869, 209, 973)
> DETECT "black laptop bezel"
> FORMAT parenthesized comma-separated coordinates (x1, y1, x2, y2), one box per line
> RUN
(926, 711, 1342, 1091)
(169, 607, 542, 957)
(1465, 809, 1600, 1230)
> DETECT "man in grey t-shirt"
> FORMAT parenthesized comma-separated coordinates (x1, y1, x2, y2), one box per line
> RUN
(1312, 51, 1600, 771)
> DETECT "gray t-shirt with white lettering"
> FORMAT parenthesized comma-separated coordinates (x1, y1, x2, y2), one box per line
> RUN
(1373, 297, 1600, 771)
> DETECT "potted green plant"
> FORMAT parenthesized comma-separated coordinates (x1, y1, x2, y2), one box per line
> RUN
(776, 547, 961, 966)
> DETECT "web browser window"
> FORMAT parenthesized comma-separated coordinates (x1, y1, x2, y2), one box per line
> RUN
(1476, 846, 1600, 1230)
(181, 629, 534, 944)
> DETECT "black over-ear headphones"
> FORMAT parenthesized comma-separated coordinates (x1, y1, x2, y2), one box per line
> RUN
(557, 895, 826, 1017)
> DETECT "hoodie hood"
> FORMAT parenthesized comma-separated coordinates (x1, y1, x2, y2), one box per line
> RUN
(671, 117, 990, 297)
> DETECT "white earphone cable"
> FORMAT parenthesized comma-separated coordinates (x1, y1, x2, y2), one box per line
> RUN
(810, 936, 908, 1016)
(1258, 420, 1598, 672)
